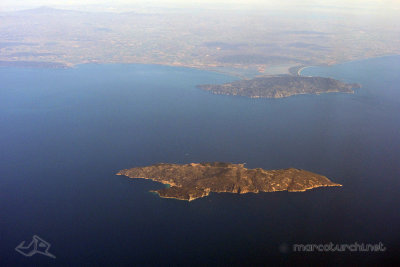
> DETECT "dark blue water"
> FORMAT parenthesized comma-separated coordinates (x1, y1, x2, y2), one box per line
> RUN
(1, 57, 400, 266)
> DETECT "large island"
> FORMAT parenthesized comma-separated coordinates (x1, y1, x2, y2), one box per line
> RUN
(197, 75, 361, 98)
(116, 162, 342, 201)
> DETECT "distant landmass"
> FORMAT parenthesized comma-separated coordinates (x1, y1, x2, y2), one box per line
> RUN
(216, 54, 307, 65)
(0, 61, 68, 69)
(197, 75, 361, 98)
(1, 7, 399, 76)
(116, 162, 342, 201)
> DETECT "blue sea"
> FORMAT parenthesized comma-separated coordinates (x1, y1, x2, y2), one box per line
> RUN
(1, 56, 400, 266)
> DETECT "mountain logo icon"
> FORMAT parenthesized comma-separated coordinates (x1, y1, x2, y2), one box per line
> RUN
(15, 235, 56, 259)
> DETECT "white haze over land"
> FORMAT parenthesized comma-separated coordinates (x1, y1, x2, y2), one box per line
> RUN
(0, 0, 399, 71)
(1, 0, 400, 15)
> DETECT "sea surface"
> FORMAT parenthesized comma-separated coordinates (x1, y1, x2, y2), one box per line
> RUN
(1, 56, 399, 266)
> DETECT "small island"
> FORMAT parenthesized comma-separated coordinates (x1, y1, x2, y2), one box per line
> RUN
(197, 75, 361, 99)
(116, 162, 342, 201)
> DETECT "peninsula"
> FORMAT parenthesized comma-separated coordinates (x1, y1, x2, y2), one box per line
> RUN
(197, 75, 361, 98)
(116, 162, 342, 201)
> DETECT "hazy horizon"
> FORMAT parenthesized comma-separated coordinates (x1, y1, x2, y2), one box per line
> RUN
(1, 0, 400, 15)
